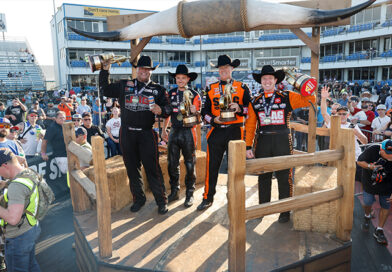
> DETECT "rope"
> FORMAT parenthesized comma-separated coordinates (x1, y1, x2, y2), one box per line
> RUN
(177, 0, 192, 38)
(240, 0, 250, 32)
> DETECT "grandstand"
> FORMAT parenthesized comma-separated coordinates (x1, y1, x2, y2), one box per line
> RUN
(0, 39, 46, 93)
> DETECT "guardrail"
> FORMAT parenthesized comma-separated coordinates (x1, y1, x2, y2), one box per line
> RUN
(227, 116, 355, 271)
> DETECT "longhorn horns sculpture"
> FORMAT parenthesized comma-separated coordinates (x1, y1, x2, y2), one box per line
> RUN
(69, 0, 375, 41)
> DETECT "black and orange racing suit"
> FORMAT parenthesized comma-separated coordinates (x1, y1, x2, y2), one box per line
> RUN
(167, 87, 201, 198)
(245, 89, 315, 204)
(201, 80, 251, 202)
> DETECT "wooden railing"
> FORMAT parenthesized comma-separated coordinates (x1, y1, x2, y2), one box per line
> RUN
(227, 116, 356, 271)
(63, 122, 112, 258)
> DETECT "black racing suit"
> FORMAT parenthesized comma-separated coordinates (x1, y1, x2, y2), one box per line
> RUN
(245, 89, 315, 204)
(99, 70, 172, 206)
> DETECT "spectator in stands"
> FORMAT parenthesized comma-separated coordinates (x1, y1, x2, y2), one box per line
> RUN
(17, 109, 44, 159)
(337, 91, 349, 106)
(74, 127, 92, 170)
(44, 100, 58, 128)
(361, 100, 376, 142)
(81, 112, 104, 144)
(357, 139, 392, 245)
(0, 103, 5, 118)
(385, 89, 392, 110)
(294, 107, 308, 151)
(73, 114, 82, 129)
(377, 87, 388, 105)
(31, 100, 46, 128)
(58, 96, 72, 121)
(374, 81, 383, 95)
(5, 98, 27, 126)
(23, 92, 32, 108)
(348, 96, 361, 115)
(41, 111, 67, 175)
(372, 105, 391, 142)
(92, 98, 106, 127)
(76, 97, 90, 115)
(351, 98, 370, 129)
(6, 126, 24, 156)
(106, 107, 121, 157)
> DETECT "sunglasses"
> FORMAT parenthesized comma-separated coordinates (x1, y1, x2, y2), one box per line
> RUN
(0, 124, 11, 129)
(74, 119, 81, 121)
(337, 113, 348, 116)
(83, 118, 91, 121)
(29, 114, 38, 117)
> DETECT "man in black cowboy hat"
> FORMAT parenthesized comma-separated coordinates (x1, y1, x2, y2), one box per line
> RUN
(245, 65, 315, 223)
(161, 64, 201, 207)
(198, 54, 251, 211)
(99, 55, 172, 215)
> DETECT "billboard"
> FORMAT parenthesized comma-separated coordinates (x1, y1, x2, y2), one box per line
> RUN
(83, 7, 120, 17)
(0, 13, 6, 32)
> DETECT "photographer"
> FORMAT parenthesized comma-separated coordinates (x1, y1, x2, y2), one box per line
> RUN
(357, 139, 392, 245)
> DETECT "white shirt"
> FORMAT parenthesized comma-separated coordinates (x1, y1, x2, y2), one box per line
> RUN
(76, 104, 91, 115)
(371, 115, 390, 142)
(326, 121, 362, 160)
(106, 117, 121, 138)
(351, 110, 367, 128)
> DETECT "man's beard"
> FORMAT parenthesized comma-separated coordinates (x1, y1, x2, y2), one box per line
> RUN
(0, 130, 8, 138)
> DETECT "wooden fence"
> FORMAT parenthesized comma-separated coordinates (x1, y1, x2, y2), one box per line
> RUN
(227, 115, 356, 271)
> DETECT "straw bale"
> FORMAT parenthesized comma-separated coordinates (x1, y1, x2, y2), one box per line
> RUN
(293, 166, 338, 234)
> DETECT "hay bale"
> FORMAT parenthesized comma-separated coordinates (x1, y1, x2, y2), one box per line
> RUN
(293, 166, 338, 234)
(84, 151, 207, 211)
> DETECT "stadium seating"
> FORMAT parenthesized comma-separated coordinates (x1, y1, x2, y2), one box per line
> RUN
(258, 32, 311, 41)
(0, 40, 45, 91)
(194, 36, 244, 44)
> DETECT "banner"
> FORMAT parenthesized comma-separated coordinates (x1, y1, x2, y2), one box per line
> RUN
(84, 7, 120, 17)
(0, 14, 7, 32)
(256, 57, 297, 68)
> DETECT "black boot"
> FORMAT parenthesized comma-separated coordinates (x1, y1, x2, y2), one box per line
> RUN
(130, 199, 146, 213)
(197, 199, 213, 211)
(278, 212, 290, 223)
(168, 189, 179, 203)
(184, 196, 194, 208)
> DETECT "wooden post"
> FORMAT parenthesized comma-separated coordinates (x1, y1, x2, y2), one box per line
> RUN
(328, 115, 341, 167)
(335, 128, 355, 241)
(62, 122, 91, 212)
(91, 136, 112, 258)
(131, 39, 140, 79)
(307, 26, 320, 153)
(227, 140, 246, 272)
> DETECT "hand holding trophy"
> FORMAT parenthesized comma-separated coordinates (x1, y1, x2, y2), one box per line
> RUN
(179, 87, 200, 127)
(219, 81, 237, 122)
(88, 52, 129, 72)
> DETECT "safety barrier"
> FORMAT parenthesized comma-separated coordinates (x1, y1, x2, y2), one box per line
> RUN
(227, 116, 355, 271)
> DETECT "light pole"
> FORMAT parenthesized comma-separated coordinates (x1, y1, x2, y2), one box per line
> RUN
(52, 0, 62, 89)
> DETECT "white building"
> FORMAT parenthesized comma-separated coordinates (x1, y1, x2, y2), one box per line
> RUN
(51, 1, 392, 92)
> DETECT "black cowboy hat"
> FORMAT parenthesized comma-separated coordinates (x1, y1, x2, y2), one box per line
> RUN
(168, 64, 198, 82)
(132, 55, 159, 70)
(252, 65, 285, 84)
(211, 54, 240, 68)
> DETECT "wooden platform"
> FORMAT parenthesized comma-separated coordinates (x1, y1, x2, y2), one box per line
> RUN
(74, 174, 351, 272)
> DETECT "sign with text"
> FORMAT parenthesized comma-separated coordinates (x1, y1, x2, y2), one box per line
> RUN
(84, 7, 120, 17)
(0, 14, 7, 32)
(256, 57, 297, 68)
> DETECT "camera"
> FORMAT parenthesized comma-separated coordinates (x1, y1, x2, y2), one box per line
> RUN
(371, 158, 387, 185)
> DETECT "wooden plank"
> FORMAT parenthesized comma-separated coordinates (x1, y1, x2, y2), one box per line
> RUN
(68, 141, 92, 164)
(246, 186, 343, 220)
(106, 12, 155, 31)
(227, 140, 246, 272)
(71, 170, 97, 201)
(304, 243, 351, 271)
(290, 122, 330, 136)
(74, 218, 98, 272)
(130, 37, 152, 66)
(307, 26, 320, 154)
(290, 28, 319, 55)
(91, 136, 113, 258)
(246, 149, 344, 174)
(335, 129, 356, 241)
(62, 122, 91, 212)
(328, 115, 341, 167)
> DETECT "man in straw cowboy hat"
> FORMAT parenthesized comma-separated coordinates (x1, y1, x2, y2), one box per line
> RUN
(161, 64, 201, 208)
(100, 55, 172, 215)
(245, 65, 315, 223)
(198, 54, 252, 211)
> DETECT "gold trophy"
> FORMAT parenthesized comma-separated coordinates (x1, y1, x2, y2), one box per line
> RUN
(179, 87, 200, 127)
(219, 81, 237, 122)
(283, 67, 317, 97)
(87, 53, 129, 72)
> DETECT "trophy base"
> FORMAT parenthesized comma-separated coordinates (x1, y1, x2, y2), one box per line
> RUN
(220, 110, 237, 122)
(183, 114, 200, 128)
(88, 55, 102, 73)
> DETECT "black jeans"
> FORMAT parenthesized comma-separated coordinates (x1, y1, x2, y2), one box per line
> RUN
(255, 133, 293, 204)
(121, 128, 167, 206)
(167, 127, 196, 196)
(203, 126, 243, 202)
